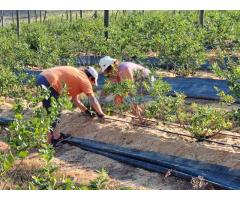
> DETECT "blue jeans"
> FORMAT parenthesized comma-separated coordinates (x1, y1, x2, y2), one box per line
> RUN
(36, 74, 60, 130)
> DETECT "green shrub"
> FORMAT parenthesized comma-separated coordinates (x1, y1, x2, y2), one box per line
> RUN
(188, 104, 232, 138)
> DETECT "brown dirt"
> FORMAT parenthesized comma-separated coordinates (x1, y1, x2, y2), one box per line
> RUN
(0, 97, 14, 117)
(0, 141, 10, 153)
(46, 110, 239, 189)
(59, 111, 240, 169)
(1, 97, 239, 189)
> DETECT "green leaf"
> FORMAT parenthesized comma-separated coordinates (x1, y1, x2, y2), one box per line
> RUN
(3, 152, 15, 171)
(18, 151, 29, 159)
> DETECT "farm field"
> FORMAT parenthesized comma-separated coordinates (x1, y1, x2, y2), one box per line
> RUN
(0, 10, 240, 190)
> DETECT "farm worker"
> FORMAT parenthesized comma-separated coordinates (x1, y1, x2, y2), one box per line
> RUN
(99, 56, 153, 116)
(36, 66, 105, 145)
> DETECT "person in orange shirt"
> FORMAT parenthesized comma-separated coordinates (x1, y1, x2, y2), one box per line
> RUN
(99, 56, 154, 119)
(36, 66, 105, 145)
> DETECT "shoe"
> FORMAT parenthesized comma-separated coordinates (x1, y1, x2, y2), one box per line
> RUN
(52, 132, 71, 147)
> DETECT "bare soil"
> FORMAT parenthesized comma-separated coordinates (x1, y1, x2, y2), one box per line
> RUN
(59, 111, 240, 168)
(52, 110, 239, 189)
(1, 96, 239, 189)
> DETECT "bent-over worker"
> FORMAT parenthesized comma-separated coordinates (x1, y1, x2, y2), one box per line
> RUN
(99, 56, 154, 118)
(36, 66, 105, 145)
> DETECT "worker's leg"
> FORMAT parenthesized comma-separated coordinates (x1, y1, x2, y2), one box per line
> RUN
(36, 75, 61, 143)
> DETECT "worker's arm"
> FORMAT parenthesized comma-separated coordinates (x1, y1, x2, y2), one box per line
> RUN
(114, 69, 134, 105)
(72, 94, 105, 118)
(72, 95, 88, 112)
(88, 94, 105, 117)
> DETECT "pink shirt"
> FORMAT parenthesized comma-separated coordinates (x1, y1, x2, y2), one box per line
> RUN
(117, 62, 150, 82)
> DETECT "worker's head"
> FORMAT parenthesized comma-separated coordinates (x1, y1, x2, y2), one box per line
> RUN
(85, 66, 98, 86)
(99, 56, 117, 76)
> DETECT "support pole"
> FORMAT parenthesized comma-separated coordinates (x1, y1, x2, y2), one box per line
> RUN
(66, 10, 69, 20)
(40, 10, 42, 22)
(35, 10, 37, 22)
(43, 11, 47, 22)
(104, 10, 109, 40)
(94, 10, 98, 18)
(70, 10, 72, 22)
(199, 10, 205, 28)
(0, 10, 3, 27)
(12, 11, 14, 24)
(16, 10, 20, 39)
(27, 10, 30, 24)
(80, 10, 83, 18)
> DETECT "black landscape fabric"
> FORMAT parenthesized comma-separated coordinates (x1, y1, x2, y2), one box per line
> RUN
(66, 136, 240, 190)
(23, 69, 235, 102)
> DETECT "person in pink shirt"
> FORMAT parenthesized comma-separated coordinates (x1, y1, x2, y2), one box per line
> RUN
(99, 56, 152, 117)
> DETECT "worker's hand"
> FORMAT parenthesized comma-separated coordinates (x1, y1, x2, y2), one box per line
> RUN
(85, 110, 96, 118)
(97, 113, 105, 119)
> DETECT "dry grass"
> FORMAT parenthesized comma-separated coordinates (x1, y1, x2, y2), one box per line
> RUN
(0, 152, 130, 190)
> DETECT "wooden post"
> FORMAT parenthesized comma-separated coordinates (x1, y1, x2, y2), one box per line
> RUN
(1, 10, 3, 27)
(16, 10, 20, 39)
(104, 10, 109, 39)
(27, 10, 30, 24)
(43, 11, 47, 22)
(66, 10, 69, 20)
(40, 10, 42, 22)
(199, 10, 204, 28)
(75, 12, 78, 20)
(70, 10, 72, 22)
(80, 10, 83, 18)
(35, 10, 37, 22)
(94, 11, 98, 18)
(12, 11, 14, 24)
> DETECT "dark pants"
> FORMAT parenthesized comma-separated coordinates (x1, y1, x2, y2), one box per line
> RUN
(36, 75, 60, 130)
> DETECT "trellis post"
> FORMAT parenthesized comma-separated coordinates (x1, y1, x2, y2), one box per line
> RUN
(16, 10, 20, 39)
(104, 10, 109, 39)
(199, 10, 205, 28)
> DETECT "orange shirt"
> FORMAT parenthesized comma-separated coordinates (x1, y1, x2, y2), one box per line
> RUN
(41, 66, 94, 98)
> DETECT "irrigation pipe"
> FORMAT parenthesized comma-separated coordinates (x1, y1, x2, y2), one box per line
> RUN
(103, 116, 240, 149)
(106, 109, 240, 139)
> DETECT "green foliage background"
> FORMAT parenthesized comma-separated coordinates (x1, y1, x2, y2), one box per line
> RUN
(0, 11, 239, 70)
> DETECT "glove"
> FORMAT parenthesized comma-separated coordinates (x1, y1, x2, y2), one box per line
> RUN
(85, 110, 96, 118)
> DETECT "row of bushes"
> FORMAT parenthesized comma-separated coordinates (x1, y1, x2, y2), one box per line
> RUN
(0, 11, 239, 73)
